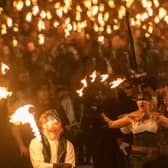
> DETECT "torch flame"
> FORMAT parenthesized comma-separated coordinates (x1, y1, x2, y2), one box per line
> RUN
(109, 78, 126, 88)
(0, 87, 12, 99)
(76, 77, 88, 97)
(81, 77, 87, 87)
(10, 104, 41, 140)
(1, 63, 10, 75)
(90, 70, 97, 83)
(100, 74, 109, 82)
(76, 86, 85, 97)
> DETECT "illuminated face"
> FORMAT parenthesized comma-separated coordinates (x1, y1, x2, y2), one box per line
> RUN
(43, 116, 63, 140)
(136, 99, 151, 113)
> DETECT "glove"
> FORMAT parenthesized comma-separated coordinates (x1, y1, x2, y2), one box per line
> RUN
(53, 163, 72, 168)
(119, 142, 130, 156)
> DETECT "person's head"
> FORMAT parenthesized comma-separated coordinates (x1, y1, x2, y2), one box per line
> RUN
(38, 109, 63, 140)
(17, 67, 31, 84)
(136, 91, 153, 113)
(36, 86, 50, 105)
(122, 81, 137, 98)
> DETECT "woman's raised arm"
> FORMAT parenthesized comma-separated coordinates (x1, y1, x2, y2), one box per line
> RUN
(101, 113, 131, 128)
(159, 114, 168, 128)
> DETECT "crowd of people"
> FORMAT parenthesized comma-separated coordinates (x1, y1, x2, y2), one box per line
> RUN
(0, 12, 168, 168)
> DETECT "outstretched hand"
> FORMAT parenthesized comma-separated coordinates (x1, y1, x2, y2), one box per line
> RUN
(101, 112, 110, 123)
(101, 113, 112, 128)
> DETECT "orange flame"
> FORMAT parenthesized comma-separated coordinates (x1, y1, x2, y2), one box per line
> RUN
(76, 77, 87, 97)
(1, 63, 10, 75)
(90, 70, 97, 83)
(0, 87, 12, 99)
(100, 74, 109, 82)
(81, 77, 87, 87)
(10, 104, 41, 140)
(109, 78, 126, 88)
(76, 86, 85, 97)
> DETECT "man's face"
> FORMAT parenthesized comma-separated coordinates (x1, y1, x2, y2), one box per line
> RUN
(43, 119, 63, 140)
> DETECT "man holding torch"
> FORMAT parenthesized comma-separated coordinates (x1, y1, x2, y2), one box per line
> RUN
(29, 109, 75, 168)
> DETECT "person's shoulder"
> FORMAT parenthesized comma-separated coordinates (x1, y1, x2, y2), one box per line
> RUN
(66, 139, 74, 149)
(151, 111, 160, 115)
(30, 137, 42, 147)
(128, 110, 142, 119)
(150, 111, 161, 120)
(66, 139, 73, 145)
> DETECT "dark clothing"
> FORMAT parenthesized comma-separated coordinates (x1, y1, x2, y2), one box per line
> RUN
(0, 101, 20, 168)
(42, 135, 67, 163)
(129, 128, 160, 168)
(100, 92, 138, 168)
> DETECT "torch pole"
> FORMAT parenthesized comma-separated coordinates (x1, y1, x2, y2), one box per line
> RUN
(125, 10, 137, 71)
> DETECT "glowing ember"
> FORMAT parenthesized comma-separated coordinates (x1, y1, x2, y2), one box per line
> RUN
(10, 104, 41, 140)
(109, 78, 126, 88)
(0, 87, 12, 99)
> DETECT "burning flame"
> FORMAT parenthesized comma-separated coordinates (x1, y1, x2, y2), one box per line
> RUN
(81, 77, 87, 87)
(10, 104, 41, 140)
(100, 74, 109, 82)
(76, 77, 87, 97)
(76, 86, 85, 97)
(109, 78, 126, 88)
(0, 87, 12, 99)
(90, 70, 97, 83)
(1, 63, 10, 75)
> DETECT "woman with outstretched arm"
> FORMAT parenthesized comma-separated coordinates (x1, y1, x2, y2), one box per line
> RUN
(102, 91, 168, 168)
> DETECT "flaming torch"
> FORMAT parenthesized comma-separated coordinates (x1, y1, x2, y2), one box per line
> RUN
(0, 63, 12, 100)
(109, 77, 126, 88)
(90, 70, 97, 83)
(76, 77, 87, 97)
(0, 87, 12, 100)
(76, 86, 85, 97)
(100, 74, 109, 82)
(10, 104, 41, 140)
(1, 63, 10, 75)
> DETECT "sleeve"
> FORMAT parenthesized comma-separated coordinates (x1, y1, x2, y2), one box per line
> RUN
(29, 138, 53, 168)
(65, 140, 75, 168)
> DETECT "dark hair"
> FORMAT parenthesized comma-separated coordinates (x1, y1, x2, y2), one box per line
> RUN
(136, 91, 152, 101)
